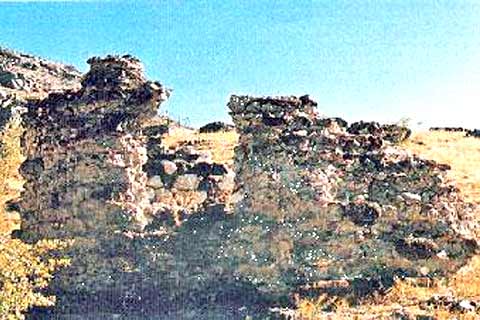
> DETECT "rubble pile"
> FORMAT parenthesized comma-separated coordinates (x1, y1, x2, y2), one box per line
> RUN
(16, 55, 170, 311)
(421, 294, 479, 314)
(1, 48, 82, 153)
(0, 47, 81, 98)
(466, 129, 480, 138)
(0, 92, 23, 132)
(347, 120, 411, 143)
(199, 121, 235, 133)
(429, 127, 468, 132)
(143, 127, 235, 226)
(225, 95, 479, 298)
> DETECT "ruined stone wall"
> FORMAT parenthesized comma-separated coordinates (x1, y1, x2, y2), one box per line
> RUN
(143, 125, 235, 226)
(16, 55, 170, 308)
(1, 48, 81, 150)
(228, 95, 479, 290)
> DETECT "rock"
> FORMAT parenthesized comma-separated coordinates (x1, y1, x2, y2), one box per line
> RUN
(147, 175, 164, 189)
(142, 126, 235, 225)
(459, 299, 476, 312)
(348, 121, 411, 143)
(0, 71, 23, 89)
(348, 121, 383, 136)
(0, 47, 81, 99)
(382, 124, 411, 143)
(466, 129, 480, 138)
(194, 162, 228, 177)
(161, 160, 177, 175)
(146, 187, 156, 201)
(342, 203, 380, 227)
(217, 173, 235, 192)
(422, 295, 480, 313)
(173, 174, 200, 191)
(143, 124, 169, 137)
(430, 127, 467, 132)
(317, 117, 348, 129)
(154, 188, 174, 203)
(401, 192, 422, 203)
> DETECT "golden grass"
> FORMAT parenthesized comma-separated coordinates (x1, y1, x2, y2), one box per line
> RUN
(0, 238, 70, 320)
(0, 115, 25, 235)
(403, 131, 480, 203)
(162, 128, 238, 164)
(0, 117, 70, 319)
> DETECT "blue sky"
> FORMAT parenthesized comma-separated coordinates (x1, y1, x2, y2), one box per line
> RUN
(1, 0, 479, 128)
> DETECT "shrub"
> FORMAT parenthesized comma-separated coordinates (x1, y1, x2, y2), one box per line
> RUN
(0, 238, 70, 320)
(0, 113, 70, 319)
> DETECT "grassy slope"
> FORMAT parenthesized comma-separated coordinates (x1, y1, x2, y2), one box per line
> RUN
(403, 131, 480, 204)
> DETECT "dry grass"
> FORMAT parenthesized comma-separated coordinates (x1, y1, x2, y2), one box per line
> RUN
(403, 131, 480, 203)
(162, 127, 238, 164)
(0, 115, 24, 235)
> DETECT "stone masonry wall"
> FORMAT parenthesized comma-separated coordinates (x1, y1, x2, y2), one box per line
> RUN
(16, 55, 170, 308)
(143, 125, 235, 226)
(228, 95, 479, 291)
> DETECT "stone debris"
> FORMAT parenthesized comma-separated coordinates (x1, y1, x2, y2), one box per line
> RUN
(199, 121, 235, 133)
(0, 47, 81, 99)
(428, 126, 480, 139)
(1, 47, 82, 152)
(15, 55, 170, 311)
(421, 294, 479, 313)
(347, 121, 411, 144)
(224, 94, 479, 298)
(0, 92, 25, 134)
(429, 127, 468, 132)
(466, 129, 480, 138)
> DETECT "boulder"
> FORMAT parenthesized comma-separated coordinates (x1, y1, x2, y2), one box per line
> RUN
(173, 174, 201, 191)
(161, 159, 178, 175)
(147, 175, 164, 189)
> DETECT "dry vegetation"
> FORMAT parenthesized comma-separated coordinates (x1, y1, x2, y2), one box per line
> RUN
(162, 127, 237, 165)
(403, 131, 480, 203)
(0, 115, 24, 235)
(0, 117, 69, 320)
